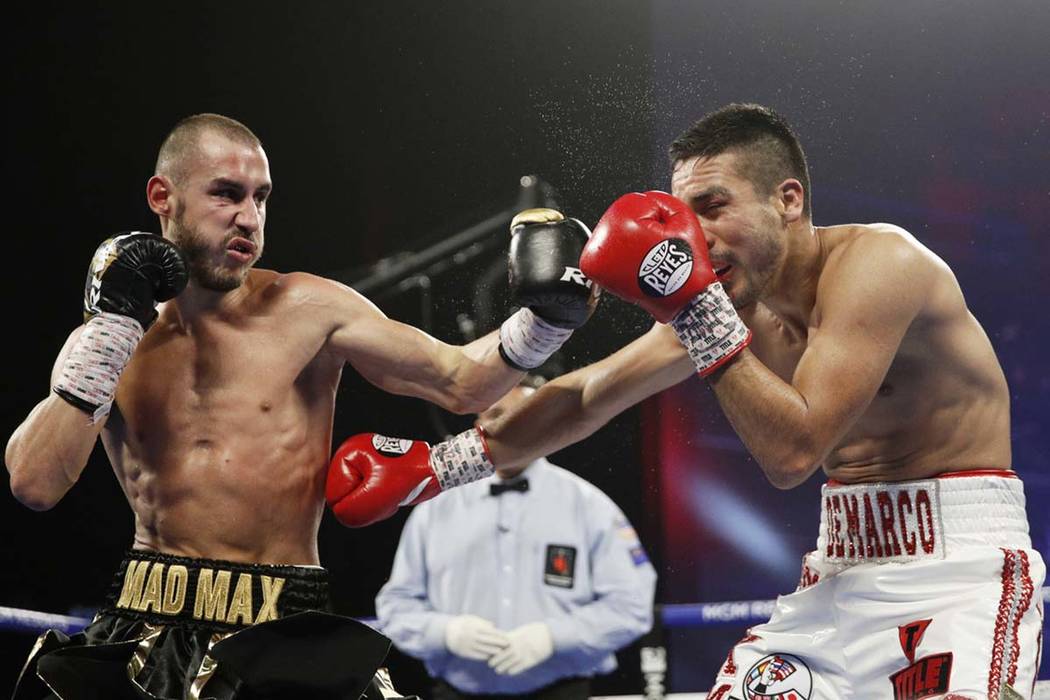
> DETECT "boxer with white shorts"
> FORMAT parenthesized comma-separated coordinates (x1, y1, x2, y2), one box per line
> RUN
(333, 104, 1044, 698)
(709, 471, 1042, 699)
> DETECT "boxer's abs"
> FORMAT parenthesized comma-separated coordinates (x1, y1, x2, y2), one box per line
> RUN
(106, 414, 331, 565)
(103, 359, 341, 566)
(121, 442, 327, 565)
(822, 314, 1011, 484)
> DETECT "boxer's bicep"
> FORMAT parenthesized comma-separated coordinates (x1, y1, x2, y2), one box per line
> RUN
(321, 283, 511, 412)
(791, 323, 903, 456)
(792, 235, 933, 456)
(319, 280, 448, 393)
(337, 314, 467, 406)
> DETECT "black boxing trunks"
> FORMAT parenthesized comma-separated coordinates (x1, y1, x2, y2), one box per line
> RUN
(13, 550, 403, 700)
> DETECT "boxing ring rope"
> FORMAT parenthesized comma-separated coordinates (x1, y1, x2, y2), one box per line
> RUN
(0, 599, 773, 635)
(5, 587, 1049, 634)
(0, 606, 92, 636)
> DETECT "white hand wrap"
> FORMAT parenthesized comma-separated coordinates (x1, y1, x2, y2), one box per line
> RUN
(429, 427, 495, 490)
(669, 282, 752, 377)
(498, 307, 573, 370)
(53, 312, 144, 423)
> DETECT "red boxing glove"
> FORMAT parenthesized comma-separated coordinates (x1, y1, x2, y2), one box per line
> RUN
(326, 434, 440, 527)
(581, 191, 715, 323)
(581, 191, 751, 376)
(327, 429, 495, 527)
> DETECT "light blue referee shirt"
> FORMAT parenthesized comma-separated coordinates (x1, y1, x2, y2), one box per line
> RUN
(375, 458, 657, 694)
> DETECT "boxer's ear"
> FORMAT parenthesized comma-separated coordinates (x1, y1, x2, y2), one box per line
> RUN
(147, 175, 174, 217)
(776, 178, 805, 224)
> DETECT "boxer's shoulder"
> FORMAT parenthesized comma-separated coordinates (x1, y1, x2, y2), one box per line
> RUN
(817, 223, 943, 301)
(253, 269, 323, 299)
(251, 270, 374, 317)
(821, 223, 939, 270)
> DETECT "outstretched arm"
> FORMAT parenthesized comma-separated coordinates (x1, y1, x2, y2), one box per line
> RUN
(318, 277, 525, 414)
(319, 209, 595, 414)
(326, 321, 695, 527)
(482, 322, 695, 469)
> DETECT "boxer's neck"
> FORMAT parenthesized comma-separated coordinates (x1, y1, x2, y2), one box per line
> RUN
(759, 220, 823, 332)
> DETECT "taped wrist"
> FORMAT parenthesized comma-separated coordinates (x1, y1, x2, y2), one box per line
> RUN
(669, 282, 752, 377)
(53, 312, 144, 423)
(498, 307, 573, 370)
(429, 427, 495, 490)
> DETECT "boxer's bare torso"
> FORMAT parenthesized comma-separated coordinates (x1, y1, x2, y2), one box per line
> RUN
(104, 269, 341, 565)
(740, 223, 1010, 483)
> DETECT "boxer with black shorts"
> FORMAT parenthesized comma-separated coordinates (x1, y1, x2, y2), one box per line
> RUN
(336, 104, 1044, 698)
(5, 113, 596, 699)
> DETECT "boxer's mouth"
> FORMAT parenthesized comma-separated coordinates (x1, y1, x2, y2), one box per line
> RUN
(225, 237, 257, 265)
(227, 238, 257, 256)
(714, 264, 732, 280)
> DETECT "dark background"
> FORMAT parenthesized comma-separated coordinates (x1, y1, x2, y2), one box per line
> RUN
(2, 0, 1047, 692)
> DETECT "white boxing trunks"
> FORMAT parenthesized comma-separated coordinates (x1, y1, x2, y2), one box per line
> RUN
(708, 469, 1045, 700)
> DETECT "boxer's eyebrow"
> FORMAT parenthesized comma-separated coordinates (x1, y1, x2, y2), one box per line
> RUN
(688, 186, 732, 205)
(210, 178, 247, 197)
(209, 178, 271, 203)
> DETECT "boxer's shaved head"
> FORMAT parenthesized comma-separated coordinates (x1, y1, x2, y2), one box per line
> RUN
(669, 103, 811, 218)
(155, 113, 262, 184)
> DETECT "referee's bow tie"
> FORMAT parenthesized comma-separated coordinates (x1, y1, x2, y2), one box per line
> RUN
(490, 479, 529, 496)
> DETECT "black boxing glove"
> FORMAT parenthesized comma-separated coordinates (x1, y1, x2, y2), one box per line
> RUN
(83, 231, 189, 328)
(54, 232, 188, 422)
(508, 208, 597, 328)
(498, 209, 598, 370)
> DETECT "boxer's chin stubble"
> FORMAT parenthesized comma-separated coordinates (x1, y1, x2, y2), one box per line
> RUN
(170, 221, 246, 292)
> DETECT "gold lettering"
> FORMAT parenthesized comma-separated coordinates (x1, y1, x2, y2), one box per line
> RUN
(225, 573, 254, 625)
(116, 560, 148, 610)
(255, 576, 286, 623)
(162, 565, 189, 615)
(136, 563, 165, 612)
(193, 568, 231, 621)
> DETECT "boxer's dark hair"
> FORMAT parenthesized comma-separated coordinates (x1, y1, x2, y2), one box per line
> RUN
(155, 113, 262, 184)
(669, 103, 811, 218)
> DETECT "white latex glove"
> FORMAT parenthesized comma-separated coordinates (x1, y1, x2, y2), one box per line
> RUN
(445, 615, 511, 660)
(487, 622, 554, 675)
